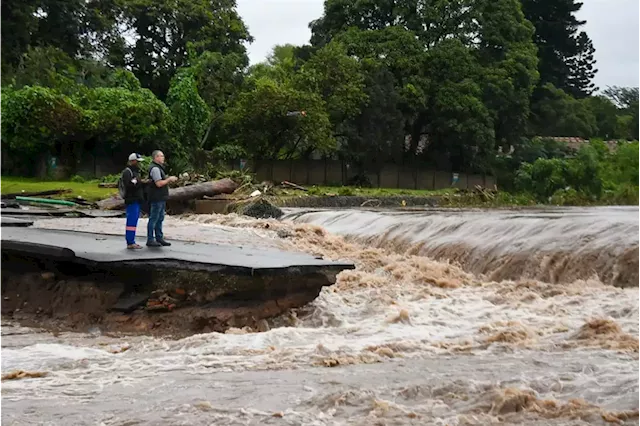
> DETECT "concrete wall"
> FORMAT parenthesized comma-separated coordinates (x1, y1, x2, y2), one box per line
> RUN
(244, 160, 495, 190)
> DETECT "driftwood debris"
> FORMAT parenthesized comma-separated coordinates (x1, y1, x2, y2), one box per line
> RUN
(3, 189, 71, 200)
(282, 181, 308, 191)
(98, 182, 118, 188)
(226, 197, 284, 219)
(96, 178, 239, 210)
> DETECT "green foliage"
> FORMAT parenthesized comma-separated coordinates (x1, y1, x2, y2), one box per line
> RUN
(585, 96, 621, 139)
(610, 142, 640, 186)
(295, 41, 367, 125)
(77, 87, 173, 151)
(224, 77, 334, 160)
(530, 83, 596, 138)
(515, 158, 569, 200)
(166, 70, 211, 153)
(515, 141, 638, 204)
(120, 0, 252, 99)
(1, 86, 85, 154)
(521, 0, 596, 96)
(105, 69, 142, 91)
(212, 144, 246, 162)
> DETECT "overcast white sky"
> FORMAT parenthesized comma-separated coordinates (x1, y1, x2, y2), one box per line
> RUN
(236, 0, 639, 89)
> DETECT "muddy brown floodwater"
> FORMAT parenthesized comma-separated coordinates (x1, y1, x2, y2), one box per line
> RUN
(2, 206, 638, 425)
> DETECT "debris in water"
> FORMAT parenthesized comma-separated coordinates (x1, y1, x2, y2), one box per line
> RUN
(387, 309, 411, 325)
(228, 197, 284, 219)
(576, 318, 623, 338)
(2, 370, 48, 381)
(570, 318, 639, 352)
(485, 326, 533, 345)
(487, 387, 640, 423)
(108, 344, 131, 354)
(193, 401, 213, 411)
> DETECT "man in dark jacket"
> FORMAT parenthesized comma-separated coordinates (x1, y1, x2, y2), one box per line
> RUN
(146, 150, 178, 247)
(123, 153, 146, 249)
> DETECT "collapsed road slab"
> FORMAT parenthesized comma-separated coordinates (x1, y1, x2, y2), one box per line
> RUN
(1, 227, 355, 336)
(0, 227, 353, 275)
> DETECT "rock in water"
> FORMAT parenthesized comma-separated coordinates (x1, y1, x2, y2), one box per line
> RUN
(234, 198, 284, 219)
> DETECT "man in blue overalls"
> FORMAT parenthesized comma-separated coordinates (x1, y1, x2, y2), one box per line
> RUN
(122, 153, 146, 249)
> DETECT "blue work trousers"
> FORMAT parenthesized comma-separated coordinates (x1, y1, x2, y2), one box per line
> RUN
(125, 202, 141, 245)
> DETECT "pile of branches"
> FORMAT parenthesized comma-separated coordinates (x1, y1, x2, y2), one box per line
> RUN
(173, 172, 209, 187)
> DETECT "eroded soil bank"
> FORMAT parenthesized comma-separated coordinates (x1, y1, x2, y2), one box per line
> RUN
(1, 253, 336, 338)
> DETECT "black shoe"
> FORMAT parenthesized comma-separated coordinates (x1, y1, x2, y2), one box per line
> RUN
(146, 241, 162, 247)
(157, 239, 172, 247)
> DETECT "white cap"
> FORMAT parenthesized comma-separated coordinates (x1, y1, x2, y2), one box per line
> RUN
(128, 153, 145, 161)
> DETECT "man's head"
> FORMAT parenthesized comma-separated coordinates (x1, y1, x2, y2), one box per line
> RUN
(151, 150, 165, 165)
(128, 153, 145, 166)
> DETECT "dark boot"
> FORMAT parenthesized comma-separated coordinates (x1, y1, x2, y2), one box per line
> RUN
(146, 240, 162, 247)
(157, 238, 172, 246)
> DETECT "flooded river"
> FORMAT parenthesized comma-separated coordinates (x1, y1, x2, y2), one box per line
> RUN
(2, 207, 638, 425)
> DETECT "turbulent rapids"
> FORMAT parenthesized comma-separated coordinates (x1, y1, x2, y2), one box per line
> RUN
(2, 207, 638, 425)
(284, 206, 639, 287)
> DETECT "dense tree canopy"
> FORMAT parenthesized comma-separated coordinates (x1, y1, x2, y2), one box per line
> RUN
(1, 0, 637, 202)
(521, 0, 598, 97)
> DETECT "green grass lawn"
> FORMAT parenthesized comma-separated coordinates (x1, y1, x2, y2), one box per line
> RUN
(1, 177, 116, 202)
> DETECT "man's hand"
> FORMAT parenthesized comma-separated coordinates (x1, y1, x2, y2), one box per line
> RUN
(168, 176, 179, 183)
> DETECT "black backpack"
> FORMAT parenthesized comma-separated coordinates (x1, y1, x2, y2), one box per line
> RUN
(118, 167, 132, 199)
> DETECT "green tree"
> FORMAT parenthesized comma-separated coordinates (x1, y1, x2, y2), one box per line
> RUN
(188, 51, 246, 111)
(529, 83, 596, 138)
(77, 86, 174, 153)
(585, 96, 620, 139)
(224, 77, 334, 160)
(295, 42, 367, 129)
(1, 85, 87, 175)
(1, 0, 121, 71)
(475, 0, 539, 148)
(1, 0, 39, 74)
(310, 0, 478, 48)
(2, 85, 85, 153)
(605, 142, 639, 185)
(337, 62, 405, 179)
(515, 158, 569, 200)
(166, 70, 211, 155)
(604, 86, 639, 140)
(120, 0, 252, 98)
(566, 32, 598, 98)
(521, 0, 597, 96)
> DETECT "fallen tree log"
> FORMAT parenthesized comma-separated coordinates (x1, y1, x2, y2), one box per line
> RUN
(96, 178, 239, 210)
(168, 178, 238, 201)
